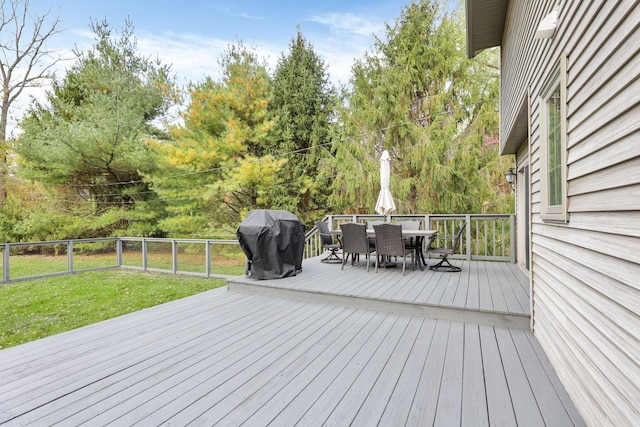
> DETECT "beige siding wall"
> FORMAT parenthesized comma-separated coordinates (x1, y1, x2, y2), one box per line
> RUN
(502, 0, 640, 425)
(515, 143, 529, 274)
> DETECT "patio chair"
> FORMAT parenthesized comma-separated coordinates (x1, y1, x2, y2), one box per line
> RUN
(373, 223, 416, 275)
(396, 220, 421, 251)
(340, 222, 375, 271)
(427, 222, 467, 272)
(316, 220, 341, 264)
(366, 220, 385, 247)
(367, 220, 386, 229)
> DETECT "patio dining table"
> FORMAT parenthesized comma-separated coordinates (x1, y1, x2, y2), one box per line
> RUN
(331, 228, 438, 270)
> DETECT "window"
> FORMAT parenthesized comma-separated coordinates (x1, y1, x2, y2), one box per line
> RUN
(540, 54, 568, 223)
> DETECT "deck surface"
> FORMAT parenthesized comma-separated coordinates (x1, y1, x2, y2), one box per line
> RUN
(0, 260, 585, 426)
(230, 259, 531, 329)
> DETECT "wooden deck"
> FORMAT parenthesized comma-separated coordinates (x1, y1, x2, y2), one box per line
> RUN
(230, 258, 532, 329)
(0, 260, 585, 426)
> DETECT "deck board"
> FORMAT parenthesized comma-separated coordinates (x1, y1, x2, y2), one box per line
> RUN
(480, 325, 519, 425)
(318, 315, 412, 426)
(229, 259, 531, 329)
(0, 260, 585, 426)
(433, 321, 465, 425)
(404, 319, 450, 426)
(377, 318, 437, 426)
(486, 262, 509, 313)
(478, 261, 495, 311)
(496, 327, 547, 426)
(268, 312, 399, 426)
(11, 294, 300, 425)
(109, 304, 343, 425)
(162, 305, 355, 426)
(524, 330, 587, 426)
(462, 323, 489, 426)
(465, 259, 481, 309)
(223, 310, 379, 426)
(348, 317, 425, 426)
(511, 329, 575, 426)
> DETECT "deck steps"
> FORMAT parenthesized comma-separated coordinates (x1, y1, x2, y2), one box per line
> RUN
(228, 280, 530, 329)
(227, 258, 531, 330)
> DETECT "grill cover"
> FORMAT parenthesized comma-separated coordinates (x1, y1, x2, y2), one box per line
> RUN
(236, 210, 305, 279)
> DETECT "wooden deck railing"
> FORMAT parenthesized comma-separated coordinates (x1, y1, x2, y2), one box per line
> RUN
(0, 238, 245, 284)
(1, 213, 514, 284)
(305, 214, 515, 262)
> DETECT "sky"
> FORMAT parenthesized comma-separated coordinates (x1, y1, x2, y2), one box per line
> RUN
(8, 0, 458, 135)
(29, 0, 417, 85)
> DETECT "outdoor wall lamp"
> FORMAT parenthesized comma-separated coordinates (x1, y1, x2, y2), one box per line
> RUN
(535, 4, 560, 39)
(505, 168, 517, 185)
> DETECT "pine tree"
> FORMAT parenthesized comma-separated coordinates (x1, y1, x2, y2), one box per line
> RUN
(324, 0, 507, 215)
(266, 29, 338, 225)
(14, 19, 176, 237)
(149, 42, 280, 236)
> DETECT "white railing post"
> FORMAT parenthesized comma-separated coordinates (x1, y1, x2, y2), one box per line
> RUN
(117, 239, 123, 267)
(205, 240, 211, 277)
(172, 239, 178, 274)
(510, 214, 516, 263)
(142, 238, 148, 271)
(68, 240, 74, 273)
(2, 244, 9, 283)
(465, 214, 472, 260)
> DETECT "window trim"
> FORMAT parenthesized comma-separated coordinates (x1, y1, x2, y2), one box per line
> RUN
(539, 53, 568, 223)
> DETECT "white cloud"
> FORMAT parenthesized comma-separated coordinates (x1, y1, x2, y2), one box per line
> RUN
(309, 12, 384, 37)
(137, 33, 230, 85)
(6, 11, 385, 136)
(231, 12, 265, 20)
(305, 12, 385, 87)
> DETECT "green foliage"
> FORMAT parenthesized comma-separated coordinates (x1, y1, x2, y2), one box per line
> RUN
(148, 42, 280, 235)
(0, 178, 68, 242)
(265, 29, 338, 226)
(324, 0, 509, 215)
(0, 192, 29, 242)
(0, 270, 226, 349)
(12, 19, 176, 238)
(3, 2, 511, 241)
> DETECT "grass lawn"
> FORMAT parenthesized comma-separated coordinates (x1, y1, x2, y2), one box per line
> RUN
(4, 248, 246, 280)
(0, 269, 228, 350)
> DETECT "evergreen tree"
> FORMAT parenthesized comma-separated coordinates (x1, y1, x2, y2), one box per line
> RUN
(13, 19, 177, 237)
(266, 29, 338, 225)
(324, 0, 508, 215)
(149, 42, 280, 236)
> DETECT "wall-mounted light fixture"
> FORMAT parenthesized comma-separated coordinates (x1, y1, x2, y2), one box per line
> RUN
(535, 5, 560, 39)
(505, 168, 517, 185)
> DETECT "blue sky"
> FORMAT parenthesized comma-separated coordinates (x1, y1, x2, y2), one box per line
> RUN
(9, 0, 458, 135)
(29, 0, 424, 86)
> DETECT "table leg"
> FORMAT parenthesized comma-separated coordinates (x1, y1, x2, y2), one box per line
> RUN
(416, 236, 425, 270)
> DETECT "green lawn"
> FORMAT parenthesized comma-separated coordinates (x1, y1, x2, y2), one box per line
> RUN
(4, 246, 246, 280)
(0, 269, 229, 350)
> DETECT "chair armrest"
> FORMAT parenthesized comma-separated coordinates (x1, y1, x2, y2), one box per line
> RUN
(426, 234, 454, 248)
(320, 232, 341, 246)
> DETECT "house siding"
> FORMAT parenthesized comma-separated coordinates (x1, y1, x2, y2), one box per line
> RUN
(515, 143, 530, 274)
(501, 1, 640, 425)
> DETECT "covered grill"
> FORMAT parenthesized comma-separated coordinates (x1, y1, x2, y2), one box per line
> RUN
(236, 209, 305, 279)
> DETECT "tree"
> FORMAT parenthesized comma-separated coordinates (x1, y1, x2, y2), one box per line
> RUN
(0, 0, 63, 202)
(14, 19, 177, 238)
(266, 28, 338, 225)
(149, 42, 280, 236)
(323, 0, 507, 215)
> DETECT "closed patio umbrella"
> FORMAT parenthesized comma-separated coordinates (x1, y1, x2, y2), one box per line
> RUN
(374, 150, 397, 215)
